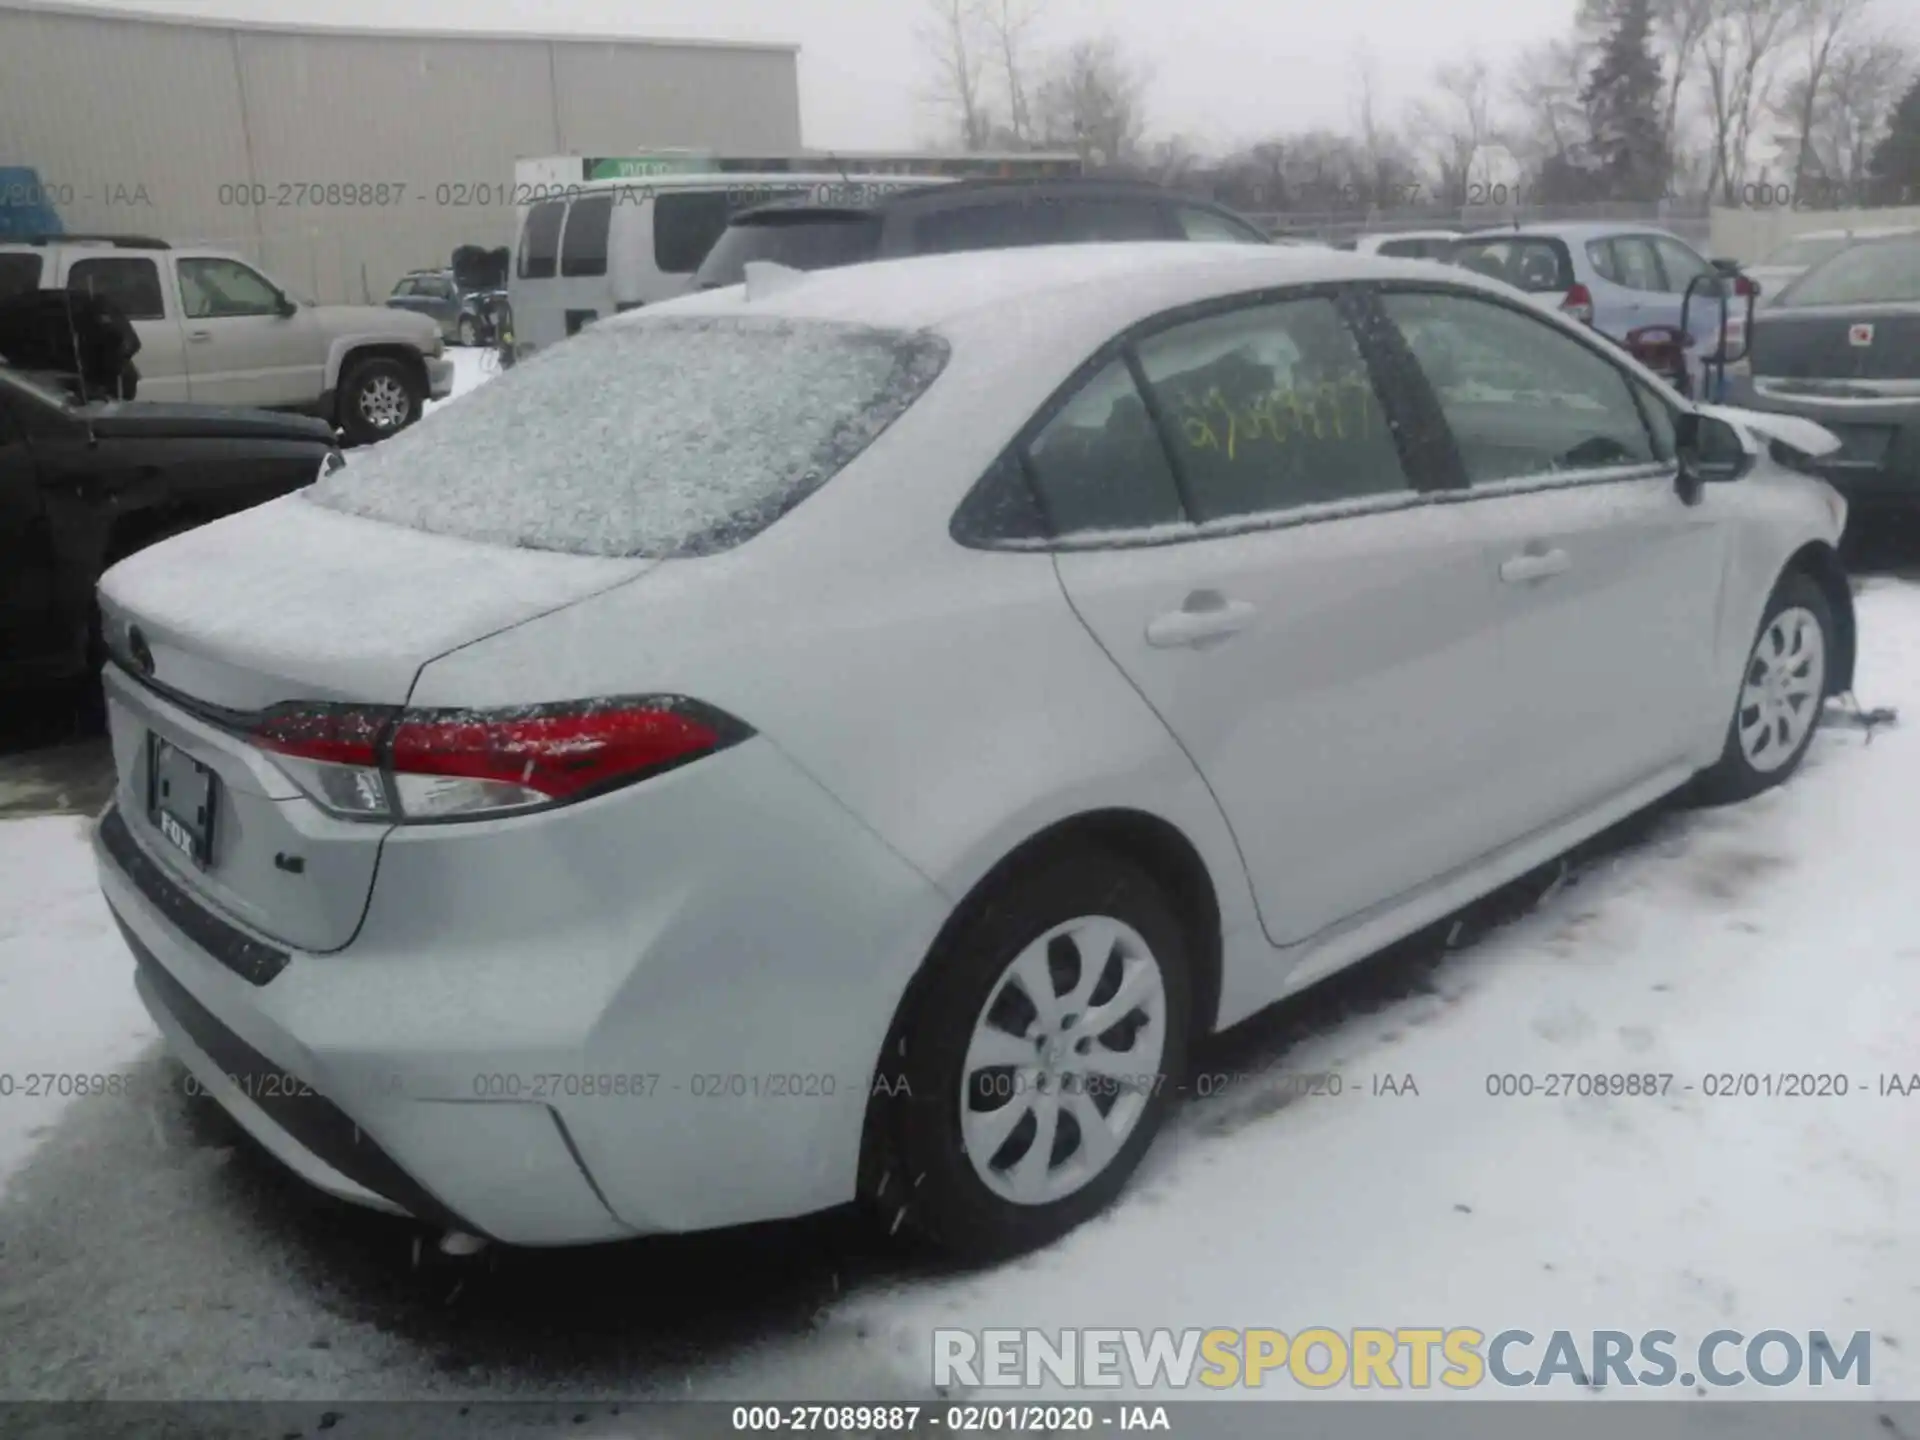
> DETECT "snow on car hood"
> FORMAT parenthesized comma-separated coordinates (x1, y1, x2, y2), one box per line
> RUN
(97, 493, 652, 706)
(1696, 403, 1843, 459)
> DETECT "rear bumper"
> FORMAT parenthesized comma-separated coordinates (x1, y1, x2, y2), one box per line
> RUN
(1722, 377, 1920, 504)
(92, 735, 953, 1246)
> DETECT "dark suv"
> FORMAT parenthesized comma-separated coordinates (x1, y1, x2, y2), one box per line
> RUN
(692, 179, 1278, 290)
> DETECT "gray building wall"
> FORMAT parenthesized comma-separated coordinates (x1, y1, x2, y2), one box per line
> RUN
(0, 0, 802, 302)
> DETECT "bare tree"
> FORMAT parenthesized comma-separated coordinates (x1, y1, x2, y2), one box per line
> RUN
(1698, 0, 1807, 202)
(1651, 0, 1718, 162)
(1780, 0, 1872, 189)
(1413, 58, 1498, 204)
(1802, 34, 1912, 185)
(1033, 35, 1149, 168)
(921, 0, 992, 150)
(979, 0, 1046, 146)
(1508, 39, 1593, 165)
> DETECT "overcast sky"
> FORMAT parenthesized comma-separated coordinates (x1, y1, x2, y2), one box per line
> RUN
(62, 0, 1588, 152)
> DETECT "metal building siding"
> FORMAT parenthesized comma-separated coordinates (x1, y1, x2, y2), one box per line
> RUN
(0, 3, 803, 303)
(0, 6, 252, 242)
(549, 41, 802, 155)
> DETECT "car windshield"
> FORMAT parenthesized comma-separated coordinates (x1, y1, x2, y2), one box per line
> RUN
(1777, 236, 1920, 307)
(1763, 235, 1852, 269)
(1446, 236, 1573, 292)
(305, 315, 949, 558)
(694, 211, 885, 289)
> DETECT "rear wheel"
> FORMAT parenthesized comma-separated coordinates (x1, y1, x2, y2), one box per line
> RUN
(866, 849, 1191, 1262)
(1693, 570, 1832, 804)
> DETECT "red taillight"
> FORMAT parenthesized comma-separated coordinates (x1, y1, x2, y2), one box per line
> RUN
(1561, 284, 1595, 324)
(1734, 275, 1757, 298)
(248, 697, 750, 822)
(389, 703, 730, 801)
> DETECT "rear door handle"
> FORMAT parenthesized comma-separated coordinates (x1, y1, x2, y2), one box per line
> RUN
(1500, 548, 1572, 583)
(1145, 592, 1257, 648)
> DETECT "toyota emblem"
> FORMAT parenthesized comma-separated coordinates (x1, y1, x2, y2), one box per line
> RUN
(1849, 323, 1875, 347)
(127, 624, 154, 675)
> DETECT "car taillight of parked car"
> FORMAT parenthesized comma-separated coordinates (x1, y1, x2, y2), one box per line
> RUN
(247, 697, 754, 822)
(1561, 283, 1595, 325)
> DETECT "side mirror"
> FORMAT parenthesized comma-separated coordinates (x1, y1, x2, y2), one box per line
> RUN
(1674, 410, 1754, 503)
(275, 294, 298, 318)
(1710, 257, 1742, 274)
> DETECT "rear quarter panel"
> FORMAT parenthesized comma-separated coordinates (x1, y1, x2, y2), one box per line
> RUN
(406, 328, 1264, 1023)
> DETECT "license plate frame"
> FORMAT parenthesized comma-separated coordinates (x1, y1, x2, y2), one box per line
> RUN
(147, 733, 218, 868)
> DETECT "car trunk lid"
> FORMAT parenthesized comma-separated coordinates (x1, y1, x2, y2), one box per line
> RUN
(96, 494, 651, 953)
(1748, 304, 1920, 385)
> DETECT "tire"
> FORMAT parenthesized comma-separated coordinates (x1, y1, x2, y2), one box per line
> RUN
(865, 848, 1193, 1262)
(337, 356, 423, 446)
(456, 316, 478, 347)
(1692, 569, 1833, 805)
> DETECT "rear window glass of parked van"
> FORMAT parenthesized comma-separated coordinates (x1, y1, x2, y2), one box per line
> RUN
(560, 194, 614, 277)
(518, 201, 564, 279)
(307, 316, 950, 558)
(0, 252, 43, 299)
(695, 211, 885, 289)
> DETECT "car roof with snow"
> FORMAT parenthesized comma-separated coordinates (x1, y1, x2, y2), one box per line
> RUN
(627, 242, 1519, 342)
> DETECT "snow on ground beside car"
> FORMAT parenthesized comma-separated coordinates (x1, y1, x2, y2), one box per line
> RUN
(0, 584, 1917, 1413)
(424, 344, 499, 415)
(0, 815, 155, 1198)
(828, 580, 1920, 1403)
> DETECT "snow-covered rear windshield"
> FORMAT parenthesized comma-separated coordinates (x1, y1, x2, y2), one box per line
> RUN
(305, 316, 950, 558)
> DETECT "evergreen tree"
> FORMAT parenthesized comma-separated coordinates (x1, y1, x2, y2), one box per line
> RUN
(1579, 0, 1670, 202)
(1868, 73, 1920, 204)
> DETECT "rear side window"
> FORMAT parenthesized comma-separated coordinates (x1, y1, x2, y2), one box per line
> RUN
(1448, 237, 1573, 293)
(654, 192, 736, 275)
(518, 202, 564, 279)
(1024, 359, 1187, 538)
(1175, 207, 1267, 243)
(1133, 297, 1411, 520)
(560, 195, 614, 277)
(306, 316, 950, 558)
(693, 212, 883, 289)
(67, 256, 164, 320)
(0, 252, 42, 299)
(1781, 236, 1920, 305)
(1606, 236, 1665, 292)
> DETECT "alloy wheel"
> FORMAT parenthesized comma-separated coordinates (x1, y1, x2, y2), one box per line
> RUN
(1738, 604, 1825, 773)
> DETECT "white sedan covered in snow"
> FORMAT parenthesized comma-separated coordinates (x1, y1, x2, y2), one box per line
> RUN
(91, 242, 1854, 1261)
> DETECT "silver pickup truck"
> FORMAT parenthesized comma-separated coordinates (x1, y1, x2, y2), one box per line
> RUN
(0, 234, 453, 445)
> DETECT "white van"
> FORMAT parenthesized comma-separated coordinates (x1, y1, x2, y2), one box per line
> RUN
(508, 173, 953, 358)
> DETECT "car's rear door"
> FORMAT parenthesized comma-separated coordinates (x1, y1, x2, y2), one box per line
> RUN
(1370, 283, 1731, 835)
(62, 251, 190, 403)
(1040, 285, 1516, 949)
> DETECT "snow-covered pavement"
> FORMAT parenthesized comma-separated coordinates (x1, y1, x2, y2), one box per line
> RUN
(2, 344, 1916, 1412)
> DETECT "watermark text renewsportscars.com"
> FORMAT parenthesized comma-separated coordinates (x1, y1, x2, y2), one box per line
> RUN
(933, 1328, 1872, 1391)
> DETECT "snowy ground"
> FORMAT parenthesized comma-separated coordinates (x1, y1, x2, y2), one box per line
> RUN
(1, 342, 1916, 1419)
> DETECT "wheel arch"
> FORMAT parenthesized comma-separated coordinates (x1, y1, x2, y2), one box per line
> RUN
(328, 340, 429, 399)
(855, 806, 1223, 1203)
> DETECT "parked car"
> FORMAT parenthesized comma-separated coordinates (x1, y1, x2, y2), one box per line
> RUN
(508, 172, 956, 360)
(385, 268, 502, 346)
(0, 363, 338, 695)
(0, 235, 453, 445)
(1723, 229, 1920, 513)
(690, 178, 1275, 295)
(1445, 222, 1754, 399)
(93, 244, 1852, 1262)
(1745, 226, 1918, 304)
(1350, 229, 1460, 260)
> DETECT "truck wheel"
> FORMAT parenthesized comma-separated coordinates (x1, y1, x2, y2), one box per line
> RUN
(338, 357, 423, 446)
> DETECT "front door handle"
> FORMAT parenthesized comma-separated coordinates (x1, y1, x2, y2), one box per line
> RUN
(187, 329, 212, 343)
(1145, 592, 1257, 648)
(1500, 548, 1572, 583)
